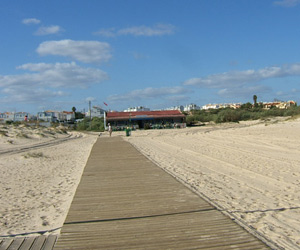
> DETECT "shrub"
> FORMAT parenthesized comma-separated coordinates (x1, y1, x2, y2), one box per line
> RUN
(0, 130, 8, 137)
(23, 152, 45, 158)
(76, 117, 105, 131)
(215, 109, 241, 123)
(90, 117, 105, 131)
(144, 123, 151, 130)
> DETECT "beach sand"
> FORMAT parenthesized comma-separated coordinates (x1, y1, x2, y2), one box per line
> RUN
(1, 119, 300, 249)
(0, 124, 97, 237)
(124, 117, 300, 250)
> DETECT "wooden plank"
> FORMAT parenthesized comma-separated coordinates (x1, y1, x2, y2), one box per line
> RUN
(42, 235, 57, 250)
(0, 236, 57, 250)
(18, 237, 35, 250)
(30, 236, 46, 250)
(54, 137, 271, 250)
(0, 238, 13, 250)
(7, 238, 24, 250)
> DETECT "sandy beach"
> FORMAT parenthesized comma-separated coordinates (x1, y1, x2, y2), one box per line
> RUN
(125, 118, 300, 250)
(1, 118, 300, 250)
(0, 124, 97, 237)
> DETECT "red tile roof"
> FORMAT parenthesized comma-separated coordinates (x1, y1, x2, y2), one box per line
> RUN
(107, 110, 185, 121)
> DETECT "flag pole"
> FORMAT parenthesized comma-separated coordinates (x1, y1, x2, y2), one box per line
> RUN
(103, 102, 108, 130)
(104, 111, 107, 130)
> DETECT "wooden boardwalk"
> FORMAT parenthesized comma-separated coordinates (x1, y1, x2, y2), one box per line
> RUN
(54, 136, 271, 250)
(0, 235, 57, 250)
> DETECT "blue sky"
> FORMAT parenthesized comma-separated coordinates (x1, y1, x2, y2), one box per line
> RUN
(1, 0, 300, 113)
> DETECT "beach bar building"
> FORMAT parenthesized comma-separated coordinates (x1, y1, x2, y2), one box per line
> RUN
(106, 110, 186, 130)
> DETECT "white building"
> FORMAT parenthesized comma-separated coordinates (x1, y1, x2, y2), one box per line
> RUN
(0, 112, 14, 123)
(202, 104, 220, 110)
(57, 111, 75, 121)
(37, 111, 58, 122)
(0, 112, 31, 123)
(202, 103, 242, 110)
(86, 106, 106, 118)
(124, 106, 150, 112)
(165, 105, 184, 112)
(13, 112, 30, 122)
(184, 103, 201, 112)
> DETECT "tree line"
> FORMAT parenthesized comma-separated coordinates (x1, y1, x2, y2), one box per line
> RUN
(186, 103, 300, 125)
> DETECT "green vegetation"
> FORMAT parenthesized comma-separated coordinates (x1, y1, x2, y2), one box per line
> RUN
(72, 106, 85, 119)
(0, 130, 8, 137)
(23, 152, 45, 158)
(16, 132, 30, 138)
(186, 105, 300, 126)
(75, 117, 105, 132)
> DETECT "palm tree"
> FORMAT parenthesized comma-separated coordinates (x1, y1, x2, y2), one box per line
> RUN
(72, 107, 77, 119)
(253, 95, 257, 107)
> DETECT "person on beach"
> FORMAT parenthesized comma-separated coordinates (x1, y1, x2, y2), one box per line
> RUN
(108, 123, 112, 137)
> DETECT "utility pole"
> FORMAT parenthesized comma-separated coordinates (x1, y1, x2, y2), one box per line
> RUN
(89, 100, 92, 130)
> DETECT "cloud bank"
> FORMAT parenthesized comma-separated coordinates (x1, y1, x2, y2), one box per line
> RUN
(0, 62, 108, 104)
(183, 64, 300, 99)
(36, 40, 112, 63)
(184, 64, 300, 88)
(35, 25, 63, 35)
(108, 86, 189, 103)
(94, 23, 175, 37)
(273, 0, 300, 7)
(22, 18, 41, 25)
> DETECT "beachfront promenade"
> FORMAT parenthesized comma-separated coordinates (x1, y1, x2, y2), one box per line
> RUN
(54, 136, 270, 249)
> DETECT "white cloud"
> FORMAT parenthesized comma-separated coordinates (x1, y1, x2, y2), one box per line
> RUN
(22, 18, 41, 25)
(119, 24, 175, 36)
(94, 23, 175, 37)
(14, 62, 108, 88)
(94, 28, 116, 37)
(107, 86, 189, 102)
(1, 86, 65, 103)
(183, 64, 300, 88)
(0, 62, 108, 104)
(36, 40, 112, 63)
(35, 25, 63, 35)
(273, 0, 300, 7)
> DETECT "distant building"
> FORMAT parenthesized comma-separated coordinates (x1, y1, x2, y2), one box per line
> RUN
(0, 112, 31, 123)
(263, 100, 297, 109)
(13, 112, 30, 122)
(60, 111, 75, 121)
(202, 103, 241, 110)
(229, 103, 242, 109)
(86, 106, 106, 118)
(202, 104, 220, 110)
(37, 111, 58, 122)
(0, 112, 13, 123)
(184, 104, 201, 112)
(124, 106, 150, 112)
(165, 105, 184, 112)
